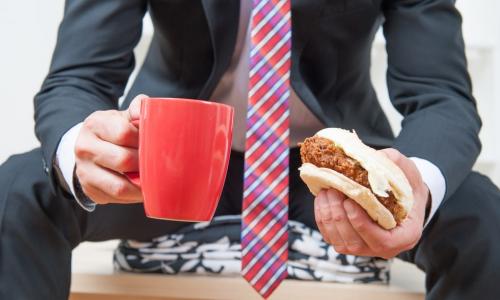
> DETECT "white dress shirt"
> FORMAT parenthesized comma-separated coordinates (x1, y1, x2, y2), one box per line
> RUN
(56, 0, 446, 228)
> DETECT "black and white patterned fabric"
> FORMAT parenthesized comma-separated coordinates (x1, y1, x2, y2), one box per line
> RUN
(113, 215, 390, 284)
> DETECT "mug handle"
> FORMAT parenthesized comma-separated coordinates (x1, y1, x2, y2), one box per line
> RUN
(125, 119, 141, 187)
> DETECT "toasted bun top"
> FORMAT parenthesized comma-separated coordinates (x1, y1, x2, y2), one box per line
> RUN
(315, 128, 413, 214)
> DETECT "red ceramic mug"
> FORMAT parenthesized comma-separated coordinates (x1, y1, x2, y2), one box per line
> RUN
(127, 98, 234, 222)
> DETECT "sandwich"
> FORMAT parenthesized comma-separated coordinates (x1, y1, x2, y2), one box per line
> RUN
(298, 128, 413, 230)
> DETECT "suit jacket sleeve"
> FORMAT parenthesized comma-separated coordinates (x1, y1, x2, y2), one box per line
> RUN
(34, 0, 147, 192)
(382, 0, 481, 200)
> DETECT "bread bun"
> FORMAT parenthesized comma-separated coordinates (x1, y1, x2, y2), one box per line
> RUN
(299, 128, 414, 229)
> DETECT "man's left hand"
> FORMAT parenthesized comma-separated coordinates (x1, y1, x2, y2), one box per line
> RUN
(314, 148, 430, 259)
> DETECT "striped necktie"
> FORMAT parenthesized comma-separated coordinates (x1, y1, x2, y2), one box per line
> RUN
(241, 0, 291, 298)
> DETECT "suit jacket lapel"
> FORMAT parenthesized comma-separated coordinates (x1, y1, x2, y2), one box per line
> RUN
(289, 0, 328, 122)
(199, 0, 240, 99)
(199, 0, 325, 112)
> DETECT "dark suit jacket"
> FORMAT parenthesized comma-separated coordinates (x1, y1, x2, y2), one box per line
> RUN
(35, 0, 481, 201)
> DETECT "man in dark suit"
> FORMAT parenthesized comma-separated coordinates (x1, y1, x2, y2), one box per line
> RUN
(1, 0, 499, 299)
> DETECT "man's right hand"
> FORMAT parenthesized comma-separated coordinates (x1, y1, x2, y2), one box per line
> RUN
(74, 94, 147, 204)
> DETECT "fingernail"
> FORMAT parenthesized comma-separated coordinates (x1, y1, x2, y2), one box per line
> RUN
(344, 200, 356, 218)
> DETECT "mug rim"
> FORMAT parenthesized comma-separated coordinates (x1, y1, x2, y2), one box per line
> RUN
(144, 97, 234, 111)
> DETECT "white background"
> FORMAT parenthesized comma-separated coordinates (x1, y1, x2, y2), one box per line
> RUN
(1, 0, 498, 293)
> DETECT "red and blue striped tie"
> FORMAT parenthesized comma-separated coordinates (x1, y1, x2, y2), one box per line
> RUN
(242, 0, 291, 298)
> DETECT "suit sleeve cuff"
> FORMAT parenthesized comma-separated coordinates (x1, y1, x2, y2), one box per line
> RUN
(55, 122, 96, 212)
(410, 157, 446, 228)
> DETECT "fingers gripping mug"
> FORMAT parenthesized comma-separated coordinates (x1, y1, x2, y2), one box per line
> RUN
(127, 98, 234, 222)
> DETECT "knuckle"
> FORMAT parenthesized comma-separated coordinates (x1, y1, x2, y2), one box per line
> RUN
(334, 244, 347, 254)
(318, 210, 334, 225)
(82, 117, 94, 130)
(346, 242, 364, 253)
(406, 227, 422, 246)
(332, 213, 345, 223)
(109, 181, 128, 198)
(384, 244, 403, 257)
(393, 154, 403, 165)
(389, 148, 402, 157)
(403, 239, 419, 251)
(392, 148, 402, 156)
(383, 148, 403, 164)
(371, 242, 386, 253)
(114, 150, 133, 169)
(381, 253, 395, 260)
(321, 216, 334, 225)
(83, 112, 102, 130)
(74, 141, 92, 159)
(114, 124, 133, 145)
(352, 219, 367, 233)
(80, 185, 104, 204)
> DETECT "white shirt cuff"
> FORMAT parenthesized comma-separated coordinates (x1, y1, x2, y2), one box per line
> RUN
(55, 122, 96, 212)
(410, 157, 446, 228)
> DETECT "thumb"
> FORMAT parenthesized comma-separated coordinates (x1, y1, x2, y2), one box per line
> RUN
(379, 148, 428, 217)
(378, 148, 421, 183)
(126, 94, 149, 122)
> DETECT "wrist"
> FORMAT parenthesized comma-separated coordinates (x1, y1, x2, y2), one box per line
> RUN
(409, 157, 446, 228)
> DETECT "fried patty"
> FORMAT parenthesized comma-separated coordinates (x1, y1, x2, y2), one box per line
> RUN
(299, 136, 406, 224)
